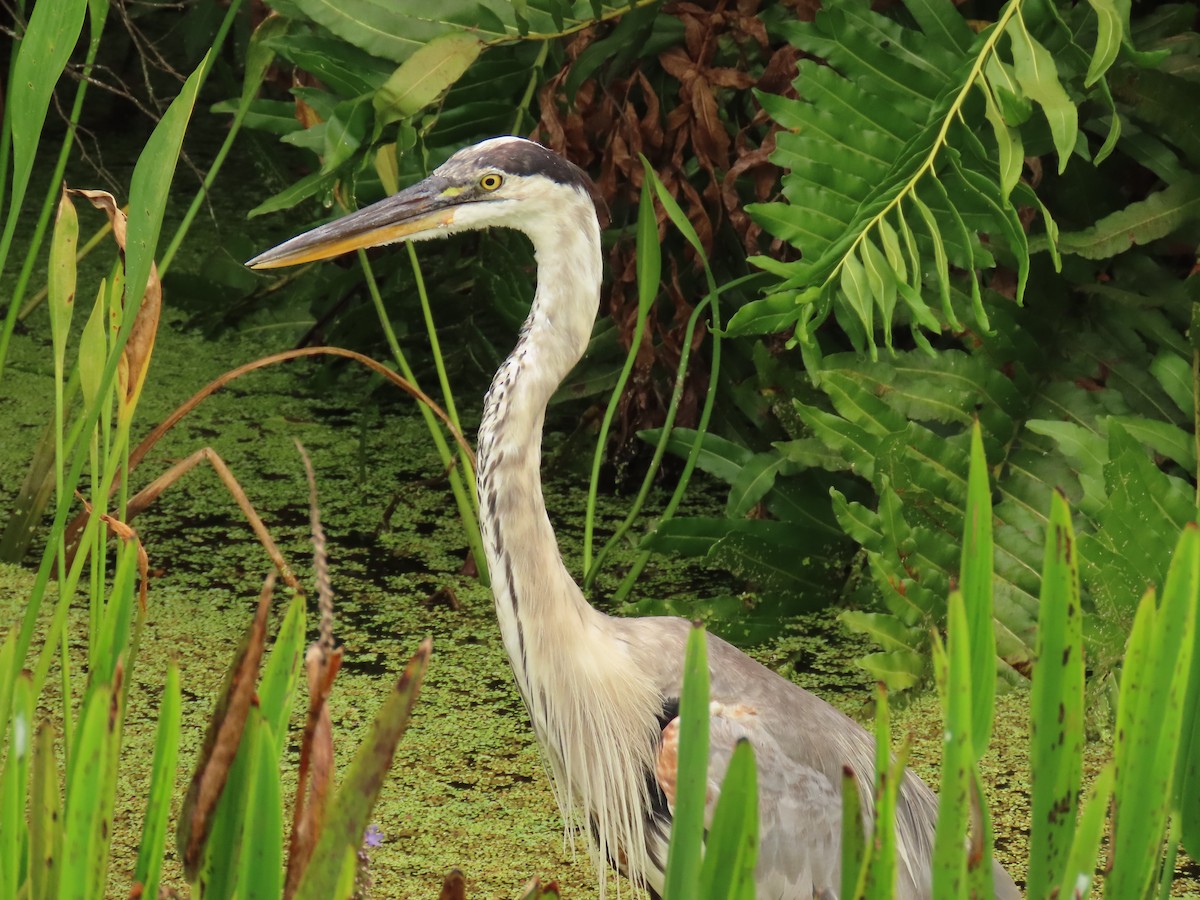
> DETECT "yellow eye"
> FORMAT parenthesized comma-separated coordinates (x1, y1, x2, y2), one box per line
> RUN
(479, 173, 503, 191)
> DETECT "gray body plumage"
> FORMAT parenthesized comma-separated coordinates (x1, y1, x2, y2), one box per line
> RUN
(248, 136, 1020, 900)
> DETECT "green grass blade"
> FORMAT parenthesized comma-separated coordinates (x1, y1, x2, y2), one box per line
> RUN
(61, 680, 120, 899)
(931, 593, 971, 900)
(960, 420, 995, 759)
(1027, 489, 1084, 898)
(1, 671, 33, 900)
(698, 740, 758, 900)
(257, 594, 306, 763)
(29, 721, 61, 900)
(1110, 525, 1198, 898)
(1055, 761, 1114, 900)
(864, 686, 904, 898)
(294, 639, 431, 900)
(1174, 522, 1200, 858)
(841, 767, 866, 900)
(133, 657, 181, 900)
(237, 713, 283, 900)
(663, 624, 710, 900)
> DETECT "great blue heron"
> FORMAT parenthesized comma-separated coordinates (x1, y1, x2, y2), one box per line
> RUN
(248, 137, 1019, 899)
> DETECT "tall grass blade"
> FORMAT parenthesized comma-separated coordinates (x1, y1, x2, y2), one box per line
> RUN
(1027, 489, 1084, 898)
(841, 767, 866, 899)
(1055, 762, 1114, 900)
(133, 657, 181, 900)
(29, 721, 61, 900)
(0, 671, 33, 900)
(697, 739, 758, 900)
(258, 594, 307, 762)
(238, 713, 284, 900)
(931, 592, 971, 899)
(960, 421, 995, 757)
(294, 639, 431, 899)
(663, 624, 710, 899)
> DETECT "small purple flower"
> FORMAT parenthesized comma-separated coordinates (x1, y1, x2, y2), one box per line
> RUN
(363, 824, 384, 848)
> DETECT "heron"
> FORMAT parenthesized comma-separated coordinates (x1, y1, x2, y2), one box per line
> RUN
(248, 136, 1019, 899)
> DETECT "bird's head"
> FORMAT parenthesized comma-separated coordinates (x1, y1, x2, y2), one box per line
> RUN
(246, 136, 597, 270)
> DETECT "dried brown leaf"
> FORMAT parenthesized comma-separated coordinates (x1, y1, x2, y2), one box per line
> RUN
(176, 581, 274, 879)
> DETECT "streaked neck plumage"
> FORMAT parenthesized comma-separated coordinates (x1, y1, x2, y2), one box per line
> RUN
(475, 182, 662, 894)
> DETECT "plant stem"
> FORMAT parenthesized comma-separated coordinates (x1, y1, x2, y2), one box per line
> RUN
(357, 251, 489, 584)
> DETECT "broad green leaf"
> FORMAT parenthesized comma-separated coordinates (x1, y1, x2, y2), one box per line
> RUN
(4, 0, 89, 237)
(321, 96, 372, 174)
(840, 611, 921, 653)
(698, 740, 758, 900)
(662, 625, 708, 900)
(1006, 14, 1078, 173)
(125, 56, 206, 306)
(1108, 415, 1195, 471)
(374, 33, 483, 126)
(723, 292, 802, 337)
(1027, 491, 1084, 900)
(861, 237, 897, 349)
(642, 427, 752, 484)
(1058, 176, 1200, 259)
(1109, 526, 1198, 899)
(639, 517, 729, 558)
(902, 0, 973, 53)
(294, 640, 432, 900)
(960, 421, 995, 758)
(859, 650, 924, 691)
(841, 248, 875, 357)
(727, 452, 789, 518)
(248, 169, 341, 218)
(1149, 351, 1193, 418)
(133, 658, 180, 900)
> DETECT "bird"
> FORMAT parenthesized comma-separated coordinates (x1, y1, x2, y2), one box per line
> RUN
(248, 136, 1019, 900)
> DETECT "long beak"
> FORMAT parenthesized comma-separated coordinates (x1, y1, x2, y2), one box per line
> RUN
(246, 177, 458, 270)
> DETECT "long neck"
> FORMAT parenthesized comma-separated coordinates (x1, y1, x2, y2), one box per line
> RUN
(476, 204, 603, 713)
(476, 196, 662, 894)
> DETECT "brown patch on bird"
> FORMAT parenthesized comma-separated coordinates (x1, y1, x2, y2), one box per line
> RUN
(656, 717, 681, 808)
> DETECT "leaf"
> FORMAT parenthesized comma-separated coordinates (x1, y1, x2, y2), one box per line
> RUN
(373, 33, 483, 126)
(931, 593, 972, 897)
(960, 421, 996, 758)
(1149, 351, 1193, 418)
(643, 428, 752, 484)
(902, 0, 973, 54)
(1026, 491, 1084, 900)
(1006, 13, 1078, 173)
(1057, 176, 1200, 259)
(697, 740, 758, 899)
(29, 721, 62, 900)
(294, 639, 432, 899)
(1085, 0, 1124, 86)
(133, 659, 181, 900)
(840, 610, 921, 653)
(48, 187, 78, 370)
(662, 625, 708, 899)
(177, 588, 272, 879)
(237, 714, 284, 900)
(726, 452, 789, 518)
(723, 292, 803, 337)
(1, 673, 33, 900)
(1053, 762, 1113, 899)
(859, 650, 925, 691)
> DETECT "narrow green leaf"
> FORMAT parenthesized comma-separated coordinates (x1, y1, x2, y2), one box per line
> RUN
(840, 767, 866, 900)
(902, 0, 973, 53)
(61, 682, 119, 900)
(1027, 491, 1084, 900)
(723, 292, 802, 337)
(237, 714, 283, 900)
(48, 188, 78, 369)
(1007, 13, 1078, 173)
(840, 250, 876, 358)
(978, 77, 1023, 198)
(0, 672, 33, 900)
(877, 217, 907, 284)
(931, 594, 972, 899)
(257, 595, 306, 762)
(698, 740, 758, 900)
(984, 55, 1032, 126)
(907, 192, 959, 330)
(133, 658, 181, 900)
(861, 237, 897, 350)
(1084, 0, 1123, 86)
(1054, 761, 1114, 900)
(294, 639, 432, 900)
(77, 281, 107, 415)
(663, 625, 709, 900)
(1150, 351, 1193, 418)
(374, 33, 483, 126)
(1058, 176, 1200, 259)
(29, 721, 61, 900)
(248, 168, 340, 218)
(840, 611, 921, 653)
(1167, 524, 1200, 859)
(960, 421, 995, 759)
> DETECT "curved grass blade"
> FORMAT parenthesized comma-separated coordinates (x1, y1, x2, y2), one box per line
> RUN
(663, 624, 710, 900)
(133, 657, 180, 900)
(960, 421, 996, 758)
(698, 739, 758, 900)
